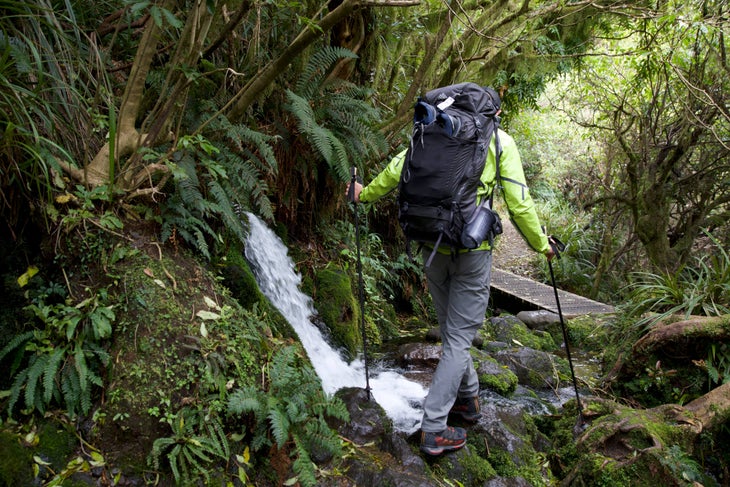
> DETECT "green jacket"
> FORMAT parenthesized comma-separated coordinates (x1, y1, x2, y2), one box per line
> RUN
(360, 129, 550, 254)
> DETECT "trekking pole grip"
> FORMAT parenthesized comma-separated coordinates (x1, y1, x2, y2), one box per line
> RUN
(543, 226, 566, 260)
(348, 166, 358, 203)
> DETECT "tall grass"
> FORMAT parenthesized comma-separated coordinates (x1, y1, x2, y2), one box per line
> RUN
(623, 232, 730, 332)
(1, 0, 109, 222)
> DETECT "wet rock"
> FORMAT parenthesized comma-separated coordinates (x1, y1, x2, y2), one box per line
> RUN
(333, 387, 390, 444)
(474, 400, 530, 461)
(397, 342, 441, 368)
(328, 387, 437, 486)
(486, 315, 557, 351)
(474, 350, 519, 396)
(493, 347, 565, 389)
(516, 310, 561, 331)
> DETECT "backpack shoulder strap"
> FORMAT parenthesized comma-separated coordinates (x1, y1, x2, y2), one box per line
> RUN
(488, 123, 502, 210)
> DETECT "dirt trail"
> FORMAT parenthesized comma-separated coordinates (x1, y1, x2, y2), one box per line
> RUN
(492, 215, 539, 278)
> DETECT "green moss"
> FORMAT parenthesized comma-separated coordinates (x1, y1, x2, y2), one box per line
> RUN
(313, 266, 362, 360)
(220, 247, 266, 310)
(476, 354, 519, 396)
(485, 315, 557, 352)
(565, 315, 611, 353)
(0, 429, 33, 485)
(487, 448, 518, 477)
(93, 248, 273, 472)
(546, 398, 711, 487)
(459, 449, 497, 483)
(0, 420, 77, 486)
(37, 421, 76, 470)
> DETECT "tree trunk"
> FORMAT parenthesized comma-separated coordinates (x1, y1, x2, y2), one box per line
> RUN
(78, 0, 174, 188)
(605, 315, 730, 384)
(227, 0, 359, 121)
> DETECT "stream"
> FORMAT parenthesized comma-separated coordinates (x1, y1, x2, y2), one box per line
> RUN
(244, 212, 427, 433)
(243, 212, 598, 434)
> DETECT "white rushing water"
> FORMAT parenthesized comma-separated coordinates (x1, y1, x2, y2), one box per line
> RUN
(244, 212, 427, 433)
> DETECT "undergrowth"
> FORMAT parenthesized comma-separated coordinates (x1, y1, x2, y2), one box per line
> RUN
(227, 344, 349, 487)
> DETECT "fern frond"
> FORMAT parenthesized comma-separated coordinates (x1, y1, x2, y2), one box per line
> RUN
(168, 444, 182, 482)
(328, 135, 351, 181)
(268, 406, 290, 448)
(205, 416, 230, 458)
(220, 121, 278, 174)
(227, 387, 261, 415)
(325, 395, 349, 422)
(42, 347, 65, 404)
(25, 354, 46, 412)
(74, 346, 88, 392)
(182, 443, 210, 475)
(0, 330, 34, 363)
(61, 363, 81, 415)
(291, 438, 317, 487)
(87, 342, 111, 366)
(208, 179, 246, 242)
(296, 46, 358, 99)
(151, 437, 175, 468)
(79, 380, 92, 415)
(8, 368, 29, 413)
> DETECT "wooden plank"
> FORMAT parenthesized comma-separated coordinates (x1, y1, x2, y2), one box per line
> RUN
(491, 268, 614, 318)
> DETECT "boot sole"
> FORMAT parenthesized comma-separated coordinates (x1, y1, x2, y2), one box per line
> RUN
(420, 439, 466, 456)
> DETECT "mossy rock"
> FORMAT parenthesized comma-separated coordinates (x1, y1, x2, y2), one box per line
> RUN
(485, 315, 557, 352)
(219, 246, 266, 310)
(0, 429, 34, 485)
(219, 246, 294, 338)
(432, 447, 498, 485)
(313, 266, 365, 360)
(474, 350, 519, 396)
(0, 419, 76, 485)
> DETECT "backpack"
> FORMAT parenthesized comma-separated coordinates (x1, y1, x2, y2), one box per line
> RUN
(397, 82, 501, 266)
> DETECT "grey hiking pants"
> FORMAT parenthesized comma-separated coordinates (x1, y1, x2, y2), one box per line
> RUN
(420, 249, 492, 433)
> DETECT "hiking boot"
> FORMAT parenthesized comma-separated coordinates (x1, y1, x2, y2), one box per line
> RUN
(420, 426, 467, 456)
(449, 396, 481, 423)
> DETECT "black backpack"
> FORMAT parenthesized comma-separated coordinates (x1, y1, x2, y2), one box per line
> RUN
(397, 82, 501, 266)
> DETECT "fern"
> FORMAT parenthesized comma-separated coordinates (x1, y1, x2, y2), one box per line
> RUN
(227, 345, 349, 486)
(296, 46, 358, 99)
(0, 331, 35, 364)
(160, 127, 278, 257)
(149, 408, 230, 484)
(284, 48, 387, 186)
(3, 294, 113, 418)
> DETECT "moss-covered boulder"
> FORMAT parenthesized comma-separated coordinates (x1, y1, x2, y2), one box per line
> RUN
(0, 419, 76, 485)
(493, 347, 570, 389)
(219, 246, 266, 310)
(474, 350, 519, 396)
(484, 315, 557, 352)
(313, 266, 367, 360)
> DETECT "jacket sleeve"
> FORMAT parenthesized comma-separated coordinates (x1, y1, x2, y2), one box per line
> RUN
(497, 131, 550, 254)
(359, 149, 407, 203)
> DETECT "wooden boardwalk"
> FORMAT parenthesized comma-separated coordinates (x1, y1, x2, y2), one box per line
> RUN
(491, 268, 615, 318)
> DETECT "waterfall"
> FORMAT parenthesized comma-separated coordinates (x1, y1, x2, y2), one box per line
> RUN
(244, 212, 426, 434)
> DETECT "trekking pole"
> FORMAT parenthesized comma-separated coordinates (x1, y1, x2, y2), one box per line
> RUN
(348, 167, 371, 400)
(545, 233, 584, 428)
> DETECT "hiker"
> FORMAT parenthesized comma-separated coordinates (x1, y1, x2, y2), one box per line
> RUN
(345, 86, 555, 456)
